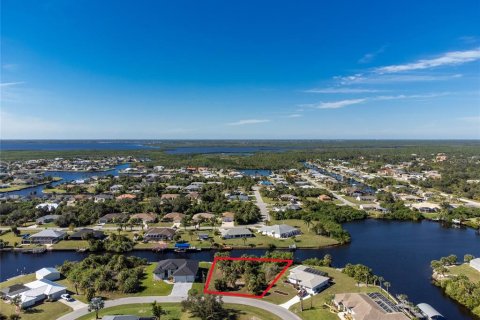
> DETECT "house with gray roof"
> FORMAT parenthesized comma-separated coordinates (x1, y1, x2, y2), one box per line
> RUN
(258, 224, 301, 239)
(153, 259, 198, 282)
(24, 229, 66, 244)
(220, 227, 253, 239)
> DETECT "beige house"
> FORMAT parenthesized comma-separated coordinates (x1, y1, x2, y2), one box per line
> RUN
(333, 293, 409, 320)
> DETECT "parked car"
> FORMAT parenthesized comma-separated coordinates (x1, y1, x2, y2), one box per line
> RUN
(61, 294, 74, 302)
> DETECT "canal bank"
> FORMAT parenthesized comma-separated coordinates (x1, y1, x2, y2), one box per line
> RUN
(1, 219, 478, 319)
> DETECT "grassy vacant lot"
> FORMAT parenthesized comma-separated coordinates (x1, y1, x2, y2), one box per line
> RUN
(76, 302, 281, 320)
(58, 263, 173, 302)
(289, 266, 381, 320)
(449, 263, 480, 282)
(0, 300, 71, 320)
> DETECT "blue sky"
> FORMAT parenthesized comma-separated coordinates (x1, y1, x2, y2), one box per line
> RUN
(1, 0, 479, 139)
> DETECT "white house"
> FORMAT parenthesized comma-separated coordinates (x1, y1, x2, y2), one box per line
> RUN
(258, 224, 301, 238)
(470, 258, 480, 272)
(36, 267, 61, 281)
(6, 279, 68, 308)
(287, 265, 330, 294)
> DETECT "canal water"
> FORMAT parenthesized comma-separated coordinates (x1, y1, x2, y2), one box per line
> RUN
(0, 164, 130, 197)
(1, 220, 478, 319)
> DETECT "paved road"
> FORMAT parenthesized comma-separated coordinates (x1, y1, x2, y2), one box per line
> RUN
(56, 295, 302, 320)
(253, 186, 270, 222)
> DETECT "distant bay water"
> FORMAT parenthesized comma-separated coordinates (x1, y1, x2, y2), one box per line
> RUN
(0, 140, 160, 151)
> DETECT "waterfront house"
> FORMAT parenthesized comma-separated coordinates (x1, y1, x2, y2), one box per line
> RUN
(69, 228, 106, 240)
(258, 224, 301, 239)
(161, 212, 185, 223)
(144, 227, 176, 241)
(35, 267, 60, 281)
(35, 214, 60, 225)
(470, 258, 480, 272)
(333, 292, 408, 320)
(3, 278, 67, 308)
(287, 265, 330, 294)
(153, 259, 198, 282)
(220, 227, 253, 239)
(25, 229, 66, 244)
(359, 204, 387, 213)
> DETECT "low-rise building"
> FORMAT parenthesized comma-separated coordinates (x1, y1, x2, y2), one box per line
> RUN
(144, 227, 176, 241)
(25, 229, 66, 244)
(334, 292, 408, 320)
(287, 265, 330, 294)
(258, 224, 301, 238)
(221, 227, 253, 239)
(69, 228, 106, 240)
(153, 259, 198, 282)
(470, 258, 480, 272)
(35, 267, 61, 281)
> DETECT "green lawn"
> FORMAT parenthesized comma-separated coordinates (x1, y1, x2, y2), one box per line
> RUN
(42, 188, 67, 193)
(289, 266, 381, 320)
(262, 274, 299, 305)
(0, 300, 71, 320)
(52, 240, 89, 250)
(0, 273, 37, 289)
(0, 231, 23, 246)
(76, 302, 281, 320)
(449, 263, 480, 282)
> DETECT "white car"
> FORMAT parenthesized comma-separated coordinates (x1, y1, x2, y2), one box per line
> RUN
(61, 294, 74, 302)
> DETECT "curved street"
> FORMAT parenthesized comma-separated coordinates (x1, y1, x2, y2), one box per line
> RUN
(56, 295, 302, 320)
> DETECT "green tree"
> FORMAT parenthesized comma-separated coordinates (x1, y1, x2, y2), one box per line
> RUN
(151, 301, 167, 320)
(88, 297, 104, 319)
(181, 292, 228, 320)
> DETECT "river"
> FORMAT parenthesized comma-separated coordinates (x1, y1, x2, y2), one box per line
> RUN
(1, 219, 478, 319)
(0, 164, 130, 197)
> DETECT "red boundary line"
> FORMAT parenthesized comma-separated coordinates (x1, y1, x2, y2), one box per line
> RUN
(203, 257, 293, 299)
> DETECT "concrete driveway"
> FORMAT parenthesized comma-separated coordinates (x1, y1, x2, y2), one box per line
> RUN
(170, 282, 193, 297)
(59, 298, 87, 310)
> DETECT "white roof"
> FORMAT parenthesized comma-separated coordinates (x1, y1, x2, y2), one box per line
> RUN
(258, 224, 299, 235)
(30, 229, 66, 238)
(36, 267, 59, 277)
(23, 279, 66, 297)
(288, 265, 330, 289)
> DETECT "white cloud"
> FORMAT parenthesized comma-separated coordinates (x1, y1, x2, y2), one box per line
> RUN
(0, 81, 24, 87)
(336, 73, 463, 85)
(458, 116, 480, 123)
(315, 99, 367, 109)
(375, 48, 480, 73)
(359, 45, 387, 64)
(304, 87, 381, 94)
(226, 119, 271, 126)
(374, 92, 451, 101)
(285, 114, 302, 118)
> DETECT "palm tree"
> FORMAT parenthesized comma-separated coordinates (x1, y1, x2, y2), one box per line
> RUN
(11, 295, 21, 314)
(88, 297, 104, 319)
(378, 276, 384, 290)
(372, 275, 378, 287)
(383, 281, 391, 296)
